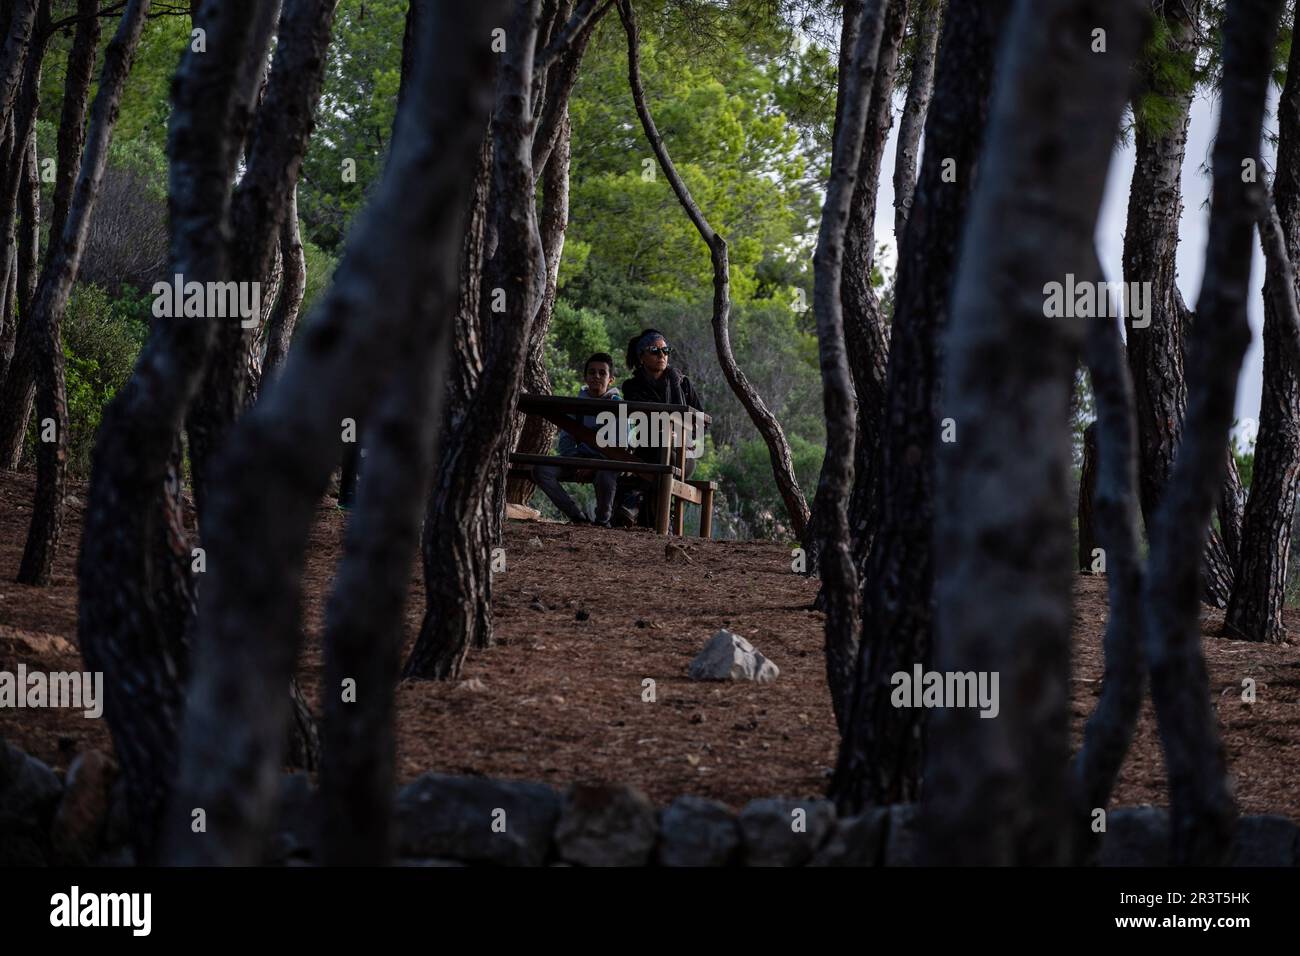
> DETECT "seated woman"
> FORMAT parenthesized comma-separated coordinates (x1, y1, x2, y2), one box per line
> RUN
(615, 328, 707, 527)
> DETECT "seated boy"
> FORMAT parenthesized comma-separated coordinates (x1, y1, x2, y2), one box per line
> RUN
(532, 353, 623, 526)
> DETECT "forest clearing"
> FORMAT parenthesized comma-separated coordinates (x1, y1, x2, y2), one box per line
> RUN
(5, 470, 1299, 820)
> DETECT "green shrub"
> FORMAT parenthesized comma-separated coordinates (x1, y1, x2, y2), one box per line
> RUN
(300, 237, 337, 319)
(56, 283, 150, 475)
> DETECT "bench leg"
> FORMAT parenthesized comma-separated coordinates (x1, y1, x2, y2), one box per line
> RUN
(673, 497, 685, 535)
(699, 487, 713, 538)
(655, 474, 673, 534)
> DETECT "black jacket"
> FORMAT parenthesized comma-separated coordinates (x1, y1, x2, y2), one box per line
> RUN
(620, 365, 706, 414)
(619, 366, 707, 468)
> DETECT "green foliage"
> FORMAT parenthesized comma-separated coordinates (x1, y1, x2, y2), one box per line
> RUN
(300, 238, 338, 319)
(38, 7, 192, 156)
(550, 300, 613, 368)
(564, 14, 816, 310)
(57, 283, 151, 475)
(716, 432, 823, 538)
(1126, 12, 1202, 141)
(298, 0, 407, 251)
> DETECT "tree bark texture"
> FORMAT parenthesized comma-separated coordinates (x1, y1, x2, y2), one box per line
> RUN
(922, 0, 1148, 865)
(892, 0, 941, 242)
(258, 183, 306, 389)
(15, 0, 151, 587)
(809, 0, 888, 738)
(1142, 0, 1281, 865)
(829, 0, 1004, 813)
(403, 0, 549, 682)
(77, 0, 279, 863)
(805, 0, 903, 578)
(1078, 422, 1098, 571)
(1071, 299, 1145, 863)
(185, 0, 336, 525)
(403, 133, 493, 680)
(162, 0, 509, 865)
(1225, 24, 1300, 644)
(1123, 0, 1237, 608)
(507, 109, 570, 505)
(0, 0, 47, 468)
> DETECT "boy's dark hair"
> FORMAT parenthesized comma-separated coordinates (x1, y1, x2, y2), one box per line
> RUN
(625, 328, 666, 370)
(584, 352, 614, 375)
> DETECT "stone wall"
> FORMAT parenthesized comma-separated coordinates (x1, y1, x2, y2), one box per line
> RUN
(3, 742, 1297, 866)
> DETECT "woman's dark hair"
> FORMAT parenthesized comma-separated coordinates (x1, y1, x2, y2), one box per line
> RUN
(584, 352, 614, 374)
(625, 328, 666, 370)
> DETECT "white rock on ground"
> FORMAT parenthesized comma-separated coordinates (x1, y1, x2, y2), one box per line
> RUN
(688, 629, 779, 683)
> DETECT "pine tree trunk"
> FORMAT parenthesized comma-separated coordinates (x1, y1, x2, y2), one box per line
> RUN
(403, 1, 549, 682)
(1123, 0, 1237, 608)
(805, 0, 903, 581)
(185, 0, 335, 524)
(1142, 0, 1282, 865)
(892, 0, 941, 241)
(810, 0, 888, 739)
(0, 0, 47, 468)
(1071, 278, 1145, 862)
(404, 134, 493, 680)
(830, 0, 1004, 813)
(922, 0, 1147, 865)
(1078, 422, 1098, 570)
(1225, 25, 1300, 644)
(0, 0, 36, 131)
(163, 0, 509, 864)
(77, 2, 280, 863)
(258, 183, 306, 387)
(507, 110, 570, 505)
(16, 0, 151, 586)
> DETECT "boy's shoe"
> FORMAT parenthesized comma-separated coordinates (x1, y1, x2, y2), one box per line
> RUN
(569, 514, 592, 525)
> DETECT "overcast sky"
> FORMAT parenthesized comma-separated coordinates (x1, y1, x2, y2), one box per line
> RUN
(870, 88, 1276, 448)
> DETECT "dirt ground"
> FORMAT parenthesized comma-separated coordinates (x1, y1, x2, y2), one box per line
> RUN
(2, 468, 1299, 818)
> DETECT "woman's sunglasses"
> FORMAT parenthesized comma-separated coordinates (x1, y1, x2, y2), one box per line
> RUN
(645, 346, 672, 356)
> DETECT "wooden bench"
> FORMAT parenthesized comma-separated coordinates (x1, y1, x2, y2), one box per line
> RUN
(510, 393, 717, 537)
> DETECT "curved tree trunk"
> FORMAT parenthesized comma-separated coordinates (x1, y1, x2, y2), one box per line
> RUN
(1123, 0, 1237, 608)
(618, 0, 809, 539)
(843, 0, 904, 579)
(810, 0, 888, 738)
(405, 136, 491, 678)
(922, 0, 1147, 865)
(507, 110, 569, 505)
(0, 0, 37, 132)
(258, 183, 306, 388)
(830, 0, 1003, 813)
(77, 1, 280, 863)
(402, 0, 548, 682)
(16, 0, 151, 586)
(185, 0, 334, 525)
(12, 129, 35, 371)
(0, 0, 90, 398)
(163, 0, 509, 865)
(1, 245, 15, 386)
(0, 113, 13, 389)
(805, 0, 904, 580)
(892, 0, 941, 241)
(0, 0, 48, 468)
(1225, 28, 1300, 644)
(1071, 278, 1145, 863)
(1142, 0, 1281, 866)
